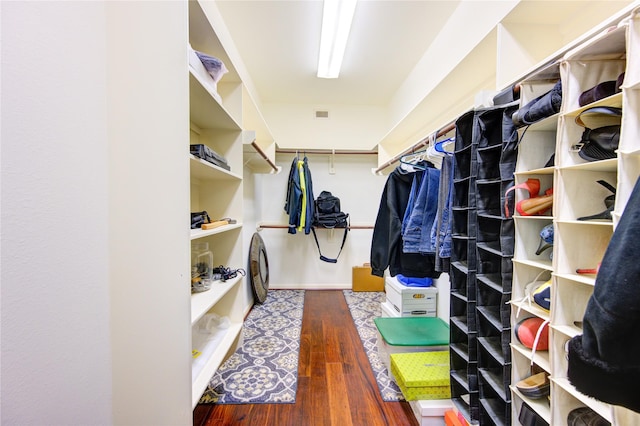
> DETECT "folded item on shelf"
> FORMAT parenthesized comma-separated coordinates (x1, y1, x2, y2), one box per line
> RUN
(395, 274, 433, 287)
(194, 50, 228, 83)
(190, 144, 231, 171)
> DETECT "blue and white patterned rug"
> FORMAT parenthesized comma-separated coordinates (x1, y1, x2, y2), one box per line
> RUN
(342, 290, 404, 402)
(199, 290, 305, 404)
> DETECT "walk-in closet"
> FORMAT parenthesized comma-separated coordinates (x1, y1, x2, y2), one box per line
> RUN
(3, 1, 640, 425)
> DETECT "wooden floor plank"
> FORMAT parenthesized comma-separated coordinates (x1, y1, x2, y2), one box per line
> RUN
(195, 290, 419, 426)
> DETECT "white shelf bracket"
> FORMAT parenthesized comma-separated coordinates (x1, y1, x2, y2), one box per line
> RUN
(329, 149, 336, 174)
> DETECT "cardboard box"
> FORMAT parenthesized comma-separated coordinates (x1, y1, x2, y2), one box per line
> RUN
(390, 351, 451, 401)
(352, 264, 384, 292)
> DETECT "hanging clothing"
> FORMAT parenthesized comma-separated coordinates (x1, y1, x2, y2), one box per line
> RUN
(284, 156, 314, 235)
(370, 166, 440, 279)
(401, 164, 440, 254)
(431, 154, 454, 272)
(297, 159, 307, 232)
(567, 177, 640, 413)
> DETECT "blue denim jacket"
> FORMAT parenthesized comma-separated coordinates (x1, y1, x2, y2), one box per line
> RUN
(402, 165, 440, 254)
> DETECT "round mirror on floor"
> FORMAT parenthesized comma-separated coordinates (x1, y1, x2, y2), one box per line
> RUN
(249, 232, 269, 304)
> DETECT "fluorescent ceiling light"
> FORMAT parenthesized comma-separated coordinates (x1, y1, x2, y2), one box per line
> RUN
(317, 0, 357, 79)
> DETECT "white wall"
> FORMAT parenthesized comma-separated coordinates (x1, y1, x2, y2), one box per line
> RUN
(1, 2, 112, 424)
(263, 103, 388, 150)
(1, 2, 191, 425)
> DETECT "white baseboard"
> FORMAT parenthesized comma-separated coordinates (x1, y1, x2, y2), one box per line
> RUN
(269, 283, 352, 291)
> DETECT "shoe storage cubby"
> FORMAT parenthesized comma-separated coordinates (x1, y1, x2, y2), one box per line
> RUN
(510, 7, 640, 424)
(450, 109, 479, 421)
(449, 104, 519, 424)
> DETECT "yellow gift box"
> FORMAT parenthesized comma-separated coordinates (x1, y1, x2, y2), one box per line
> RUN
(390, 351, 451, 401)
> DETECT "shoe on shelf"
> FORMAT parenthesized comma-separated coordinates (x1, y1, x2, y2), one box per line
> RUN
(535, 223, 554, 255)
(567, 407, 610, 426)
(505, 178, 541, 217)
(576, 263, 601, 276)
(516, 188, 553, 216)
(577, 180, 616, 221)
(516, 372, 550, 399)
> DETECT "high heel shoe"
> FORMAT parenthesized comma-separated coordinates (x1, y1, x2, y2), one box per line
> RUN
(505, 178, 541, 217)
(516, 188, 553, 216)
(577, 180, 616, 221)
(535, 223, 554, 255)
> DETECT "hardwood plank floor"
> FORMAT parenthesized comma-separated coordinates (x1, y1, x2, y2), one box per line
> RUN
(193, 290, 418, 426)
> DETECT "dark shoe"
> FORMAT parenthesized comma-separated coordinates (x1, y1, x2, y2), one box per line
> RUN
(516, 372, 550, 399)
(519, 402, 549, 426)
(579, 80, 617, 107)
(578, 180, 616, 221)
(567, 407, 610, 426)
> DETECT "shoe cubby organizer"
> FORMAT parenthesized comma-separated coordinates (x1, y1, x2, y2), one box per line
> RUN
(450, 109, 479, 421)
(448, 103, 518, 425)
(509, 7, 640, 424)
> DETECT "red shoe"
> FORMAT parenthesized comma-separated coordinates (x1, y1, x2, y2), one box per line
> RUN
(505, 178, 541, 217)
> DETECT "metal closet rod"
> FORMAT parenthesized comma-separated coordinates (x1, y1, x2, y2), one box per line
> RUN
(276, 148, 377, 155)
(251, 141, 278, 171)
(374, 122, 456, 174)
(258, 224, 374, 230)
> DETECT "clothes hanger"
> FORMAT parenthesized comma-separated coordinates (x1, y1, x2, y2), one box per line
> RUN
(399, 150, 427, 171)
(434, 136, 455, 154)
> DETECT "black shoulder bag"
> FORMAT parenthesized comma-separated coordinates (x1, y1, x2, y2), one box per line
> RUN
(311, 191, 349, 263)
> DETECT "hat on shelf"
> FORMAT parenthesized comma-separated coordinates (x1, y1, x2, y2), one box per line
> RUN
(573, 106, 622, 162)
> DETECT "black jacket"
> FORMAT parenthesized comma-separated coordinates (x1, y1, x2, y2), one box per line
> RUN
(568, 177, 640, 413)
(370, 166, 440, 278)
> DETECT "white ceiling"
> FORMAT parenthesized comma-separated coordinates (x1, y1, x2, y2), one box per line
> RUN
(215, 0, 461, 106)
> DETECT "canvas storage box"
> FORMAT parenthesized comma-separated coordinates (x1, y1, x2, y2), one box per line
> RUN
(409, 399, 455, 426)
(352, 264, 384, 292)
(385, 275, 437, 317)
(381, 299, 400, 318)
(374, 317, 450, 371)
(390, 351, 451, 401)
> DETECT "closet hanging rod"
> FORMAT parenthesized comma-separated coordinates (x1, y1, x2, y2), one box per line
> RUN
(276, 148, 377, 156)
(251, 141, 279, 172)
(257, 223, 374, 230)
(373, 122, 456, 174)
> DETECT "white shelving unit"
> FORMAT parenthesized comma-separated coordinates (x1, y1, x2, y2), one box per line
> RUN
(186, 0, 276, 408)
(510, 6, 640, 424)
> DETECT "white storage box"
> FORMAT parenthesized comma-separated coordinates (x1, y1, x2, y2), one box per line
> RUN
(409, 399, 454, 426)
(385, 275, 437, 317)
(381, 300, 401, 317)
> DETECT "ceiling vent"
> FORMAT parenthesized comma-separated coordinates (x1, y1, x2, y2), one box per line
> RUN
(315, 110, 329, 119)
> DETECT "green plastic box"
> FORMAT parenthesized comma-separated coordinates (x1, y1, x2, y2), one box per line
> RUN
(374, 317, 450, 371)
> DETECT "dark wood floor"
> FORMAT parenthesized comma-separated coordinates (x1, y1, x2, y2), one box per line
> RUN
(193, 290, 418, 426)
